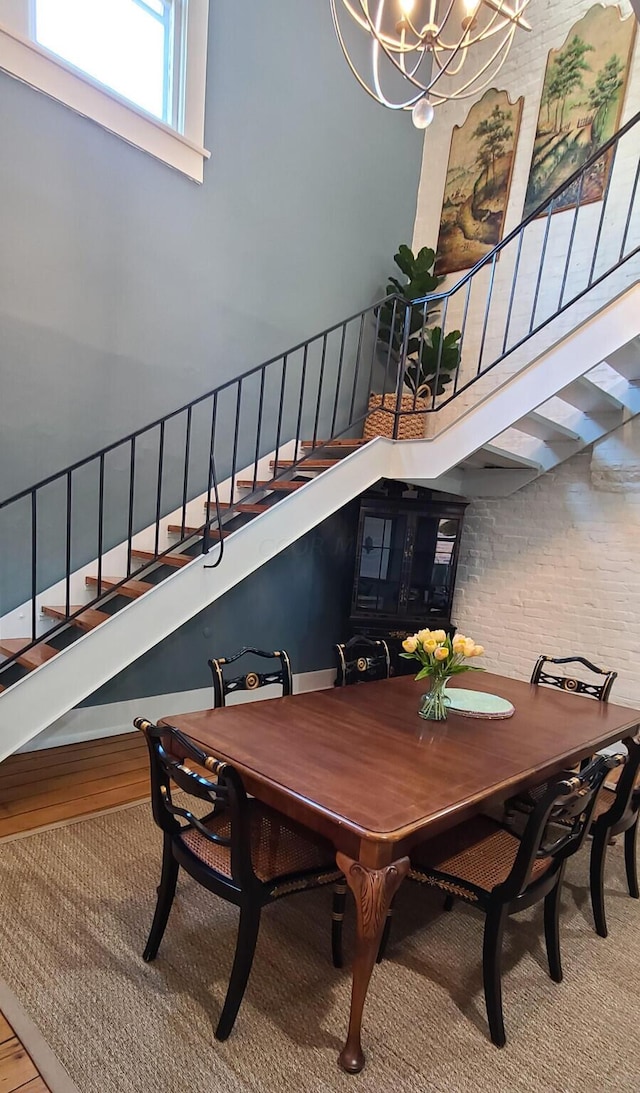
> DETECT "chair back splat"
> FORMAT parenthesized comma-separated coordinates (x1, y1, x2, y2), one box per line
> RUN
(208, 647, 292, 707)
(499, 754, 623, 903)
(335, 635, 390, 687)
(531, 655, 617, 702)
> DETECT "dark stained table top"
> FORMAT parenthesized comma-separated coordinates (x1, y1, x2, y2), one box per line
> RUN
(162, 672, 640, 844)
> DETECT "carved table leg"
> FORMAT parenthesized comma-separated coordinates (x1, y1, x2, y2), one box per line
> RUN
(336, 850, 410, 1073)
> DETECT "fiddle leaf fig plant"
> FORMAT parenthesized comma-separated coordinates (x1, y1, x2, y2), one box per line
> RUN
(378, 244, 462, 398)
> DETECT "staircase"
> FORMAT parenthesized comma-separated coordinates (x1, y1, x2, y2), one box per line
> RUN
(1, 111, 639, 759)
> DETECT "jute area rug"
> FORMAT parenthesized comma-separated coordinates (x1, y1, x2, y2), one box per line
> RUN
(0, 801, 638, 1093)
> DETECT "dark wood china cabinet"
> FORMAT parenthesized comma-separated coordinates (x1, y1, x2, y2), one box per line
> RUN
(348, 483, 467, 674)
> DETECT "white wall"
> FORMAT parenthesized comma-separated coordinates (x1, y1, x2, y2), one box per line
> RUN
(412, 0, 640, 432)
(453, 416, 640, 707)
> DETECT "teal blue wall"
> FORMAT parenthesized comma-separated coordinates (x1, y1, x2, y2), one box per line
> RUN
(0, 2, 423, 702)
(0, 1, 422, 498)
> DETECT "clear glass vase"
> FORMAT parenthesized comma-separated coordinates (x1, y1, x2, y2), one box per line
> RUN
(418, 677, 450, 721)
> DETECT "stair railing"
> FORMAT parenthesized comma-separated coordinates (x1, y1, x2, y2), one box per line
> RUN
(387, 108, 640, 435)
(0, 110, 638, 682)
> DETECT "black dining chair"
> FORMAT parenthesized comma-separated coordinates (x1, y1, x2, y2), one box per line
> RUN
(530, 654, 617, 701)
(587, 733, 640, 937)
(334, 635, 390, 687)
(208, 647, 293, 707)
(338, 754, 620, 1047)
(135, 718, 342, 1040)
(505, 654, 640, 937)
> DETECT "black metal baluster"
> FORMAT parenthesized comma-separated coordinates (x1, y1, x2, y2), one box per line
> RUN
(330, 324, 348, 438)
(95, 454, 105, 596)
(558, 171, 585, 310)
(203, 391, 219, 556)
(366, 305, 382, 416)
(394, 301, 413, 436)
(348, 313, 366, 426)
(252, 367, 266, 491)
(181, 405, 192, 537)
(588, 146, 617, 286)
(380, 298, 398, 406)
(454, 281, 472, 396)
(477, 256, 496, 376)
(274, 355, 287, 477)
(529, 203, 553, 333)
(31, 490, 37, 641)
(230, 379, 242, 506)
(502, 229, 525, 355)
(65, 471, 72, 619)
(154, 422, 165, 558)
(126, 436, 136, 578)
(431, 297, 449, 409)
(619, 151, 640, 262)
(312, 334, 328, 447)
(411, 299, 429, 411)
(295, 344, 309, 457)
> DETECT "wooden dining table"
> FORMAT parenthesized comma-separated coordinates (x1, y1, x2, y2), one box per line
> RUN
(160, 670, 640, 1073)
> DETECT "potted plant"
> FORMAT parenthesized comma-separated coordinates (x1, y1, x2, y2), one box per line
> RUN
(364, 244, 462, 440)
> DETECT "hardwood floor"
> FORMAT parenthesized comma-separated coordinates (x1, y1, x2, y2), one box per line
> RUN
(0, 731, 150, 1091)
(0, 732, 149, 839)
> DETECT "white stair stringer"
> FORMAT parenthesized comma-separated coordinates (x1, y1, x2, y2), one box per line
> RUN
(0, 282, 639, 759)
(395, 283, 640, 498)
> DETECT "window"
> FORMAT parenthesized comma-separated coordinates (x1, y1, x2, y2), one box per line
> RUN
(0, 0, 209, 181)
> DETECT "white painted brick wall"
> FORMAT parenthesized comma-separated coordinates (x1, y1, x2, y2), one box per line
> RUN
(411, 0, 640, 435)
(452, 416, 640, 707)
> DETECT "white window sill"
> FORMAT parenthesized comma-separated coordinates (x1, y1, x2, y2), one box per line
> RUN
(0, 21, 210, 182)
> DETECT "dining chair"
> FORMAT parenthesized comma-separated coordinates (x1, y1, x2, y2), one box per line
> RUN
(135, 717, 342, 1040)
(587, 734, 640, 937)
(505, 654, 640, 937)
(334, 635, 391, 687)
(530, 654, 617, 701)
(208, 646, 292, 707)
(362, 754, 621, 1047)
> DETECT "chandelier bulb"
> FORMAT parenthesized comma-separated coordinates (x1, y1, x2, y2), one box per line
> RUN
(412, 97, 435, 129)
(399, 0, 415, 14)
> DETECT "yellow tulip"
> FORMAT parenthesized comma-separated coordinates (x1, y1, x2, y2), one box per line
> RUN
(432, 629, 446, 642)
(416, 628, 432, 644)
(434, 646, 449, 661)
(463, 639, 476, 657)
(402, 635, 418, 653)
(424, 639, 438, 653)
(452, 637, 466, 653)
(471, 645, 485, 657)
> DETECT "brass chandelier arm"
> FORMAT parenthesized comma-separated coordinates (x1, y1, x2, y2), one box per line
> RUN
(331, 0, 532, 120)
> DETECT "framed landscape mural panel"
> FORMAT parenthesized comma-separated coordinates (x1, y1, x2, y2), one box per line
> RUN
(523, 3, 636, 218)
(435, 89, 523, 277)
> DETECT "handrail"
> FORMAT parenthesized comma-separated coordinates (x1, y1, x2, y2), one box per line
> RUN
(0, 295, 391, 511)
(409, 108, 640, 307)
(1, 110, 639, 682)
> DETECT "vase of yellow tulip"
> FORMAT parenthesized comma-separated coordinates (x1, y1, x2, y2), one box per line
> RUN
(401, 629, 485, 721)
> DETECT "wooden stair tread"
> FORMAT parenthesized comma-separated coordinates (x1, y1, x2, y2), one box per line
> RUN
(0, 639, 58, 670)
(236, 479, 305, 491)
(300, 438, 366, 448)
(270, 459, 338, 469)
(42, 606, 109, 632)
(130, 549, 191, 568)
(85, 577, 152, 598)
(205, 501, 270, 514)
(167, 524, 230, 537)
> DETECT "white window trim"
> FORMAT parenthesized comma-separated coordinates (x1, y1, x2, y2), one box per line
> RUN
(0, 3, 210, 182)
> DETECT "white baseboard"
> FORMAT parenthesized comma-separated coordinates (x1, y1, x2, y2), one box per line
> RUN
(19, 668, 336, 752)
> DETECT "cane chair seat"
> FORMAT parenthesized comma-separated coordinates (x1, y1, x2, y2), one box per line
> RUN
(181, 801, 341, 892)
(410, 816, 553, 903)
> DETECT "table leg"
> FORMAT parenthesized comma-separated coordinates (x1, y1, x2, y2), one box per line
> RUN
(335, 850, 410, 1073)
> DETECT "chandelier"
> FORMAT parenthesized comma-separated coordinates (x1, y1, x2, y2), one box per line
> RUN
(330, 1, 531, 128)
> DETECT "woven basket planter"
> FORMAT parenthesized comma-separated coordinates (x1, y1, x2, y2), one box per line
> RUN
(363, 391, 430, 441)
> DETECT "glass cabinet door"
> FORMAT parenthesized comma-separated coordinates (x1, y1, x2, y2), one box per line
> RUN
(406, 516, 459, 618)
(353, 512, 408, 616)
